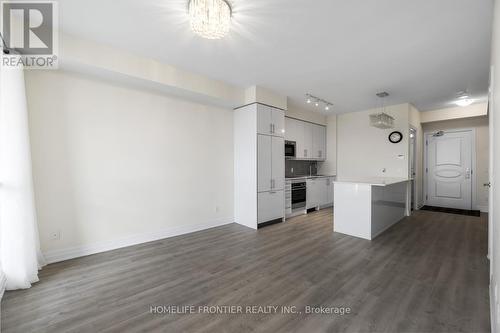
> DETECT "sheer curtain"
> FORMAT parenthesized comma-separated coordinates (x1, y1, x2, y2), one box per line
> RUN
(0, 62, 45, 291)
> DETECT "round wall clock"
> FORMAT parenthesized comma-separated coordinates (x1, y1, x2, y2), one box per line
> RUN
(388, 131, 403, 143)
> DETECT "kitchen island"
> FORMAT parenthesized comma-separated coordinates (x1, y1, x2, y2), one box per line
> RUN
(333, 177, 410, 240)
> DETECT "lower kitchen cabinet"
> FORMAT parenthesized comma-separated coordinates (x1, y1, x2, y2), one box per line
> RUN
(307, 178, 322, 209)
(258, 190, 285, 224)
(307, 177, 335, 210)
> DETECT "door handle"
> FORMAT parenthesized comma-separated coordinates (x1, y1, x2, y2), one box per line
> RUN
(465, 168, 471, 179)
(484, 182, 491, 188)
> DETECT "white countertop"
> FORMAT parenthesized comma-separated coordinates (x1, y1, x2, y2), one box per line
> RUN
(333, 177, 411, 186)
(286, 175, 336, 181)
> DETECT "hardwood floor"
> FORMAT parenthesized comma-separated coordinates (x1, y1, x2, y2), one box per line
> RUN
(1, 209, 490, 333)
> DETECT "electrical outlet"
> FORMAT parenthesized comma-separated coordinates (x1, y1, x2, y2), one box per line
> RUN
(50, 230, 61, 241)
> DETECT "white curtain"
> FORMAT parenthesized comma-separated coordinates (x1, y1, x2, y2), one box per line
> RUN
(0, 63, 45, 290)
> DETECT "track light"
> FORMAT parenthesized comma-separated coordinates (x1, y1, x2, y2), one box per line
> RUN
(305, 93, 333, 112)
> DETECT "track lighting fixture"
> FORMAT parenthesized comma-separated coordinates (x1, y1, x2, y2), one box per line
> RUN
(305, 93, 333, 112)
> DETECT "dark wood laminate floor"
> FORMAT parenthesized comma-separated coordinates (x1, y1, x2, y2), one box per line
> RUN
(1, 209, 490, 333)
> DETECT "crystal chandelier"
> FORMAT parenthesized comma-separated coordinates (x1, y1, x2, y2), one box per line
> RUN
(188, 0, 232, 39)
(369, 92, 395, 129)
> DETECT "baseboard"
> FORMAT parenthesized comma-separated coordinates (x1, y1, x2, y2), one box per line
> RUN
(477, 205, 489, 213)
(43, 217, 234, 264)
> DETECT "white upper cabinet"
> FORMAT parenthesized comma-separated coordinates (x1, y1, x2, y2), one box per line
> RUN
(303, 122, 314, 159)
(257, 105, 273, 135)
(313, 124, 326, 160)
(257, 104, 284, 137)
(285, 117, 297, 141)
(272, 109, 285, 137)
(285, 117, 326, 160)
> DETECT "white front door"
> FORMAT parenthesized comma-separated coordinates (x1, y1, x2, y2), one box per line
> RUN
(426, 130, 473, 210)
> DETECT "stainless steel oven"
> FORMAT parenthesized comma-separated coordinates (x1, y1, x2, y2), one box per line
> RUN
(291, 181, 306, 210)
(285, 141, 296, 159)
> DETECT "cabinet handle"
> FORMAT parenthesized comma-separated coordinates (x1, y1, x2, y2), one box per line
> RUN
(318, 151, 322, 158)
(270, 123, 273, 134)
(304, 149, 307, 157)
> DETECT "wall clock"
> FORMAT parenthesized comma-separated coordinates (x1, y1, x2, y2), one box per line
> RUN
(388, 131, 403, 143)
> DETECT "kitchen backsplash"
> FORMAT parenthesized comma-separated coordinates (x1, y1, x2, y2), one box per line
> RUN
(285, 160, 318, 178)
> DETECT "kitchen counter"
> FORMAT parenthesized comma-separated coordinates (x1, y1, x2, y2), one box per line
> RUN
(286, 175, 336, 180)
(333, 178, 410, 240)
(333, 177, 410, 186)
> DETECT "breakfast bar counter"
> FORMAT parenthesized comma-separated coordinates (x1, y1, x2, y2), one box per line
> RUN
(333, 177, 410, 240)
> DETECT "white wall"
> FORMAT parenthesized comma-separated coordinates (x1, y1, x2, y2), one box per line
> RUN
(422, 116, 489, 212)
(25, 70, 234, 262)
(489, 0, 500, 330)
(337, 104, 410, 178)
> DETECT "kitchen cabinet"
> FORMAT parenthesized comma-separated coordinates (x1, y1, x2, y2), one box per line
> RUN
(313, 124, 326, 160)
(258, 135, 284, 192)
(271, 136, 285, 190)
(258, 190, 285, 223)
(234, 103, 285, 229)
(257, 135, 272, 192)
(326, 177, 334, 206)
(285, 117, 326, 160)
(306, 178, 320, 209)
(307, 177, 334, 209)
(257, 104, 285, 137)
(285, 117, 300, 142)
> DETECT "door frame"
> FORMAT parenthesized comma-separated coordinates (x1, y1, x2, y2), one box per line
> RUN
(409, 126, 418, 211)
(423, 128, 477, 210)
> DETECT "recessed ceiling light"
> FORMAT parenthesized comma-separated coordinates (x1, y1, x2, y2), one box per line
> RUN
(455, 98, 474, 107)
(188, 0, 231, 39)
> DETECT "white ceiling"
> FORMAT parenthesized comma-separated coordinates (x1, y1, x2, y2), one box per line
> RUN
(58, 0, 493, 113)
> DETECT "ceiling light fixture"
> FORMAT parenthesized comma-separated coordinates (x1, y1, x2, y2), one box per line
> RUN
(455, 98, 474, 107)
(188, 0, 231, 39)
(370, 92, 394, 129)
(305, 93, 333, 112)
(454, 90, 474, 107)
